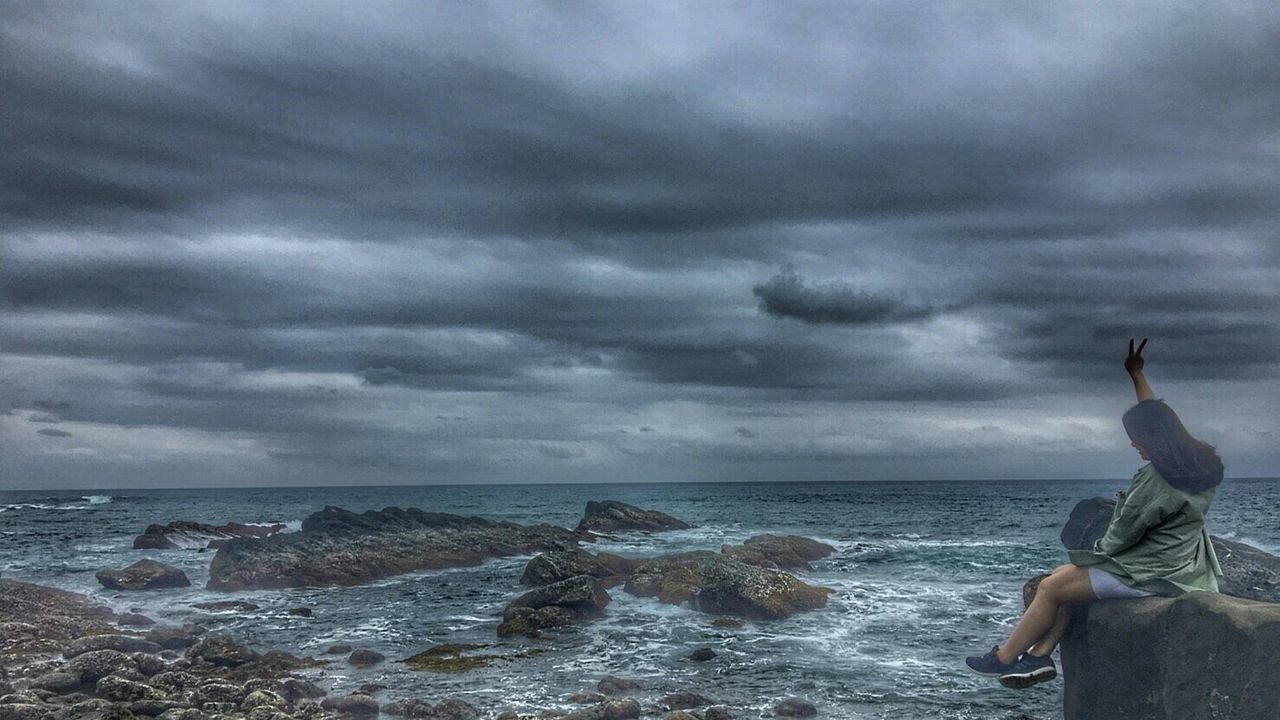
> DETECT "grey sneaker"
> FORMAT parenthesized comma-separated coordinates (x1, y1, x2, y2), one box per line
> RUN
(998, 652, 1057, 688)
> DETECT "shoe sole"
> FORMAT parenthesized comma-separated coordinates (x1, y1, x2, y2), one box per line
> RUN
(966, 665, 1007, 678)
(998, 666, 1057, 689)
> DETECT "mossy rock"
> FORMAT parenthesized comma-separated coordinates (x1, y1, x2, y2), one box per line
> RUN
(404, 643, 495, 673)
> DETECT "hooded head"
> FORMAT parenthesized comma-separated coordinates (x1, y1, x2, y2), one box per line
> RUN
(1122, 399, 1224, 494)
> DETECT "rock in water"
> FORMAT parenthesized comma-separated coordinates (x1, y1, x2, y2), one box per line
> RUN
(206, 505, 584, 590)
(96, 560, 191, 591)
(1061, 497, 1280, 602)
(520, 548, 642, 586)
(720, 534, 836, 571)
(693, 556, 834, 619)
(625, 552, 834, 620)
(575, 500, 693, 533)
(1061, 592, 1280, 719)
(134, 520, 289, 550)
(497, 574, 611, 637)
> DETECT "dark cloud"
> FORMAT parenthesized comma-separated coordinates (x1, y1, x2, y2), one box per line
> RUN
(36, 428, 73, 438)
(753, 266, 935, 325)
(1, 1, 1276, 486)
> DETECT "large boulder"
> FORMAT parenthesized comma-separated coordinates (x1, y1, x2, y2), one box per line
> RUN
(1061, 497, 1280, 602)
(134, 520, 289, 550)
(720, 534, 836, 571)
(497, 574, 611, 637)
(1061, 592, 1280, 719)
(95, 560, 191, 591)
(207, 505, 586, 590)
(575, 500, 693, 533)
(520, 548, 641, 587)
(625, 552, 834, 620)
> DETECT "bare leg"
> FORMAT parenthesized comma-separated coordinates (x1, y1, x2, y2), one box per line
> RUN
(996, 564, 1094, 664)
(1028, 603, 1073, 657)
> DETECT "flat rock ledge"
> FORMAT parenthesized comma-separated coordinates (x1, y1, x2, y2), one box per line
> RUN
(207, 505, 587, 590)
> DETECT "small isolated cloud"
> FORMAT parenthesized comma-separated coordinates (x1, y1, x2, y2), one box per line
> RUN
(28, 413, 62, 424)
(37, 428, 73, 437)
(735, 426, 757, 439)
(536, 444, 585, 460)
(753, 266, 935, 325)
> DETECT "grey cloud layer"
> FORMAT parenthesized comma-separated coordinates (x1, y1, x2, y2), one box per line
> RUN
(1, 1, 1277, 486)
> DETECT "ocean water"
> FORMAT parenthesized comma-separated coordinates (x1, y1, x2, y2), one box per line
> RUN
(2, 477, 1278, 720)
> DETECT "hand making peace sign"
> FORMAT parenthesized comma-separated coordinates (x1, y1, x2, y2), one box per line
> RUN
(1125, 337, 1148, 375)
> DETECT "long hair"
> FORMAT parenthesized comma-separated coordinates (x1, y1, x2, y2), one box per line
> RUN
(1122, 399, 1224, 494)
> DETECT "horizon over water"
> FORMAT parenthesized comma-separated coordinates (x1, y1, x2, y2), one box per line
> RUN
(4, 476, 1278, 719)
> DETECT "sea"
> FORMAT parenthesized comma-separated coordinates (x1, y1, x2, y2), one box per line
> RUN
(2, 476, 1278, 720)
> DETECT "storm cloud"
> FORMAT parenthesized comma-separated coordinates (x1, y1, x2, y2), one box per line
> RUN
(1, 1, 1277, 488)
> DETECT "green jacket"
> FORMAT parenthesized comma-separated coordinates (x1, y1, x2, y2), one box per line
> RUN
(1068, 462, 1224, 596)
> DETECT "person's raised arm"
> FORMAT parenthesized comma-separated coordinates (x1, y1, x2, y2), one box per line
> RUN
(1125, 337, 1154, 401)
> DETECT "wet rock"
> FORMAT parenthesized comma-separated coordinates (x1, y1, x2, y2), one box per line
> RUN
(356, 684, 386, 696)
(520, 549, 641, 587)
(773, 697, 816, 717)
(72, 699, 115, 715)
(29, 673, 80, 694)
(720, 535, 836, 571)
(132, 699, 185, 716)
(381, 698, 435, 718)
(157, 709, 206, 720)
(281, 679, 325, 703)
(694, 556, 834, 619)
(704, 707, 732, 720)
(241, 690, 287, 711)
(627, 553, 834, 619)
(321, 694, 380, 716)
(148, 671, 198, 693)
(131, 652, 166, 676)
(134, 520, 289, 551)
(95, 675, 159, 702)
(687, 647, 715, 662)
(497, 575, 610, 637)
(346, 649, 384, 667)
(402, 643, 497, 673)
(96, 560, 191, 591)
(560, 698, 641, 720)
(575, 501, 692, 533)
(663, 712, 700, 720)
(207, 505, 582, 590)
(0, 580, 119, 663)
(596, 676, 642, 696)
(710, 617, 744, 629)
(0, 704, 48, 720)
(325, 644, 353, 655)
(187, 634, 261, 667)
(195, 680, 246, 705)
(64, 634, 162, 658)
(568, 691, 607, 704)
(656, 693, 714, 711)
(191, 601, 260, 613)
(117, 613, 156, 627)
(430, 698, 480, 720)
(287, 608, 313, 618)
(63, 649, 136, 684)
(145, 625, 204, 650)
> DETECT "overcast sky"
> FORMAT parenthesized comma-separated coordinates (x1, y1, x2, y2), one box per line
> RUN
(2, 1, 1277, 489)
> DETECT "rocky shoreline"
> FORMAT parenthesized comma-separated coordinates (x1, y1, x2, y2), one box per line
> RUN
(3, 500, 839, 719)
